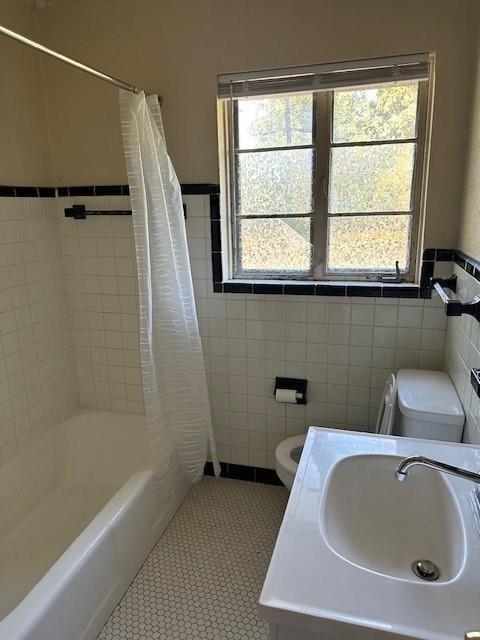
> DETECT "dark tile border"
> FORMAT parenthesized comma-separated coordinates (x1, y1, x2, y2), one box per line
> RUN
(214, 280, 423, 299)
(203, 461, 283, 486)
(420, 259, 435, 295)
(346, 285, 382, 297)
(223, 282, 253, 293)
(383, 286, 420, 299)
(182, 184, 220, 195)
(422, 248, 435, 260)
(316, 284, 346, 296)
(454, 249, 480, 284)
(253, 283, 284, 294)
(0, 185, 56, 197)
(14, 186, 40, 197)
(435, 248, 456, 261)
(0, 183, 219, 198)
(37, 187, 56, 197)
(1, 183, 465, 301)
(285, 284, 316, 295)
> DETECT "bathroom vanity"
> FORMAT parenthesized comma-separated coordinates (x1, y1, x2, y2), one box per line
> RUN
(259, 428, 480, 640)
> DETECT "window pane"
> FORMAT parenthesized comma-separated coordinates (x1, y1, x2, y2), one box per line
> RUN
(237, 149, 313, 215)
(329, 143, 415, 213)
(332, 83, 419, 143)
(237, 94, 313, 149)
(327, 215, 411, 272)
(238, 218, 312, 273)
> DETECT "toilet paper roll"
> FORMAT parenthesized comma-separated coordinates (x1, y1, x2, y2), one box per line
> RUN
(275, 388, 299, 404)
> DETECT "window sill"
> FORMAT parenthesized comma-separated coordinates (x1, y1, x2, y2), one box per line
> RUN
(214, 279, 427, 299)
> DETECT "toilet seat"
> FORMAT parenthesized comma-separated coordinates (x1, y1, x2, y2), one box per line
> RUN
(276, 435, 305, 475)
(275, 435, 305, 490)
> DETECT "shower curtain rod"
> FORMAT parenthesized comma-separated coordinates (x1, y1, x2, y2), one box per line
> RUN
(0, 23, 142, 94)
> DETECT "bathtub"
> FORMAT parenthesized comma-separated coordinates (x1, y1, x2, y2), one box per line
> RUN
(0, 410, 189, 640)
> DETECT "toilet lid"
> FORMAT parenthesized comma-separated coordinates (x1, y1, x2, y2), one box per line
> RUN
(397, 369, 464, 426)
(375, 373, 397, 435)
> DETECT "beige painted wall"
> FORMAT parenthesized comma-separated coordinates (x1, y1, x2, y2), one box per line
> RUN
(457, 38, 480, 260)
(34, 0, 480, 249)
(0, 0, 477, 249)
(0, 0, 52, 185)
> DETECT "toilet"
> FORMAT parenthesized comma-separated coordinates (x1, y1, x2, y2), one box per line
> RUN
(275, 369, 465, 491)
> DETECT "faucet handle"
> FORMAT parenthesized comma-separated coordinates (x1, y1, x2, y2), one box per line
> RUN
(465, 633, 480, 639)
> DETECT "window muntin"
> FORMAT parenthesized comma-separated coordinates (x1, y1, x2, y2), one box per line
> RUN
(219, 57, 432, 282)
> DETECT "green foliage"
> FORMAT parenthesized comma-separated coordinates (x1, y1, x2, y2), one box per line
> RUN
(239, 218, 312, 272)
(237, 149, 313, 215)
(240, 94, 313, 148)
(331, 84, 418, 216)
(330, 144, 415, 213)
(333, 84, 418, 143)
(328, 215, 411, 272)
(237, 95, 313, 218)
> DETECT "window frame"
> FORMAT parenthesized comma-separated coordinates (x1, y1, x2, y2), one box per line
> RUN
(217, 59, 434, 284)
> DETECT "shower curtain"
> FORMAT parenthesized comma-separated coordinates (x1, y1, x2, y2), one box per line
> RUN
(119, 90, 220, 486)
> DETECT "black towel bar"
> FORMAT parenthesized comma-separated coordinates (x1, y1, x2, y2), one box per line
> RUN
(64, 203, 187, 220)
(432, 275, 480, 320)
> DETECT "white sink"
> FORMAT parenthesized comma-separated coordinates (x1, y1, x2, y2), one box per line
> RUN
(322, 453, 465, 582)
(259, 428, 480, 640)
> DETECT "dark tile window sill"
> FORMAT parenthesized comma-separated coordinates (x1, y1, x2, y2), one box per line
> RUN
(208, 188, 455, 300)
(216, 279, 422, 299)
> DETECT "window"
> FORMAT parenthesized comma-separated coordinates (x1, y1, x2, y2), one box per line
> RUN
(217, 54, 434, 282)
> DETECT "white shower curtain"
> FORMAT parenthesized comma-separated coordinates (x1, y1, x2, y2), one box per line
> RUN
(119, 90, 220, 486)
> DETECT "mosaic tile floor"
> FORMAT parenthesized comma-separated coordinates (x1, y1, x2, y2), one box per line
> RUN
(97, 477, 288, 640)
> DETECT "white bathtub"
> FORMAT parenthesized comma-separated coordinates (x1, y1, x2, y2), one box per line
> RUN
(0, 410, 189, 640)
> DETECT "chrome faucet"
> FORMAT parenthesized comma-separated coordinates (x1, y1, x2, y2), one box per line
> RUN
(394, 455, 480, 484)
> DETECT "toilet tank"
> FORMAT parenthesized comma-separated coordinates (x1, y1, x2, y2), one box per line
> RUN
(395, 369, 465, 442)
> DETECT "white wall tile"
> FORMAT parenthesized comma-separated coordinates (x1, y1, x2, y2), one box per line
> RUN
(51, 193, 451, 470)
(374, 305, 398, 327)
(445, 265, 480, 444)
(59, 198, 142, 413)
(398, 305, 423, 328)
(0, 197, 78, 464)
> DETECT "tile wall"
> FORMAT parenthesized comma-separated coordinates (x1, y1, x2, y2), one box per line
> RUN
(445, 264, 480, 445)
(4, 191, 449, 470)
(58, 196, 143, 413)
(187, 195, 448, 469)
(0, 197, 77, 463)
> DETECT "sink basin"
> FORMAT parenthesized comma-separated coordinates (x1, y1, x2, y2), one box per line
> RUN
(321, 453, 466, 581)
(260, 429, 480, 640)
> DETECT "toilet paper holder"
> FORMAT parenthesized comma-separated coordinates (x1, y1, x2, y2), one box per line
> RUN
(274, 377, 307, 405)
